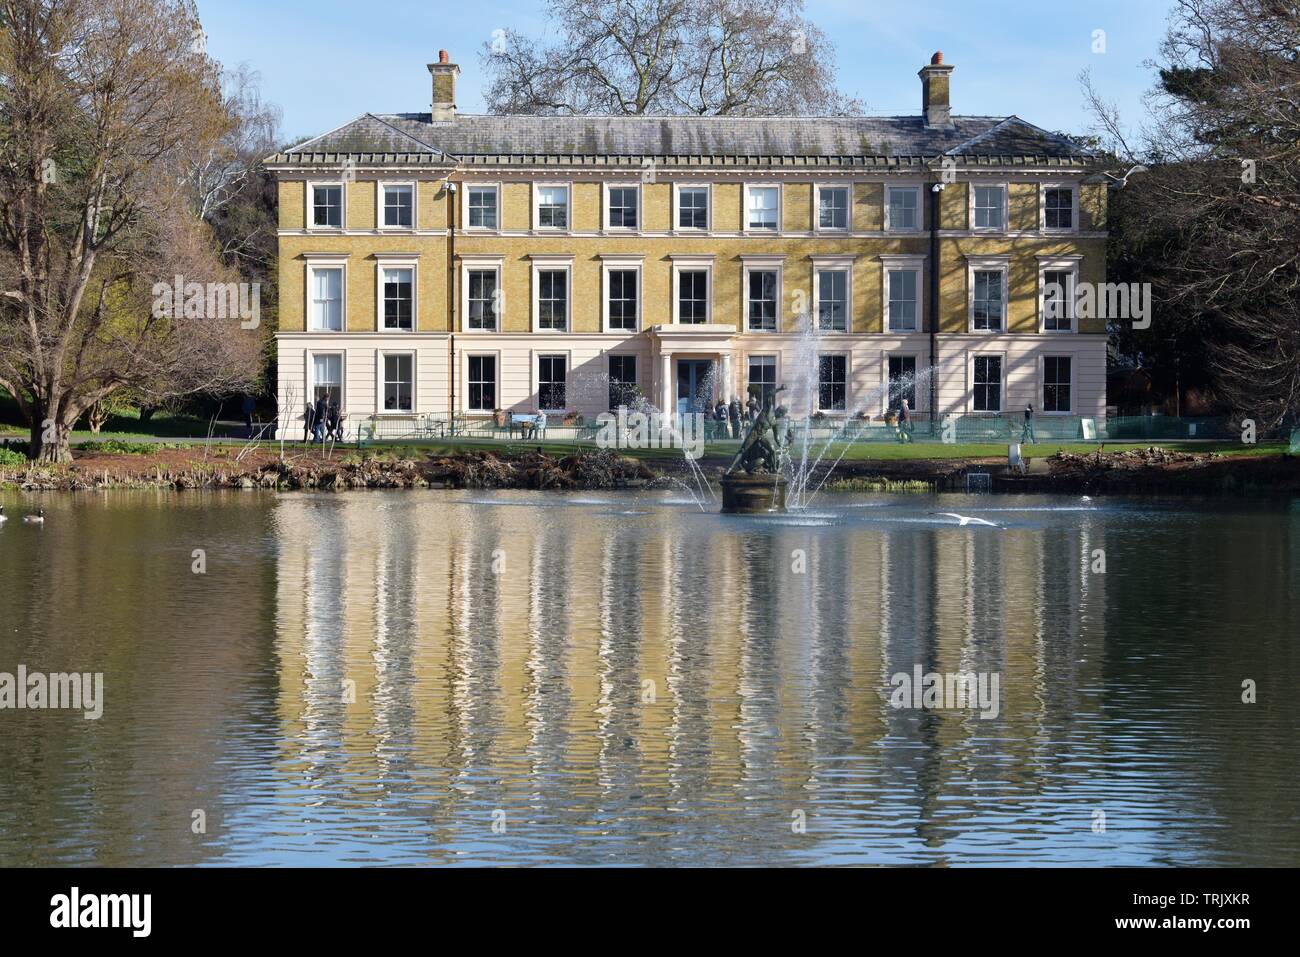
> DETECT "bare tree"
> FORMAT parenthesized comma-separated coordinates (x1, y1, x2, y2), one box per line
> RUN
(0, 0, 262, 461)
(1084, 0, 1300, 425)
(481, 0, 862, 116)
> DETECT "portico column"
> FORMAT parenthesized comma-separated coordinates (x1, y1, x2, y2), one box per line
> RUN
(720, 352, 733, 403)
(659, 353, 672, 414)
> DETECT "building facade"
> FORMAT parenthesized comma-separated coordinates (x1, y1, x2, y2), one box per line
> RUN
(267, 51, 1108, 433)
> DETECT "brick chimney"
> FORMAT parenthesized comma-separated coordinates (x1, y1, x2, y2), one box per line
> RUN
(918, 51, 955, 130)
(428, 50, 460, 122)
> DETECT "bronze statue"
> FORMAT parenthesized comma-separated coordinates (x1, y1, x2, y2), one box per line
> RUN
(727, 385, 788, 475)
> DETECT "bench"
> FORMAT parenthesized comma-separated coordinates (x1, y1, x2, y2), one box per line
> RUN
(510, 413, 548, 440)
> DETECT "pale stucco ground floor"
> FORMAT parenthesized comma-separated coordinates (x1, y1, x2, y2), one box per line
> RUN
(276, 327, 1107, 437)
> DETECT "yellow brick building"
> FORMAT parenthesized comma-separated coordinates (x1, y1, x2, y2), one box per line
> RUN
(266, 51, 1108, 433)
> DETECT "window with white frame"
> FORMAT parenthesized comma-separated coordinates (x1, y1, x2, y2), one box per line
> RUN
(973, 185, 1004, 230)
(818, 354, 848, 412)
(815, 269, 848, 331)
(1042, 267, 1076, 332)
(536, 185, 569, 229)
(311, 353, 342, 405)
(608, 354, 637, 409)
(1043, 187, 1075, 230)
(678, 270, 708, 324)
(467, 355, 497, 411)
(382, 354, 413, 412)
(970, 265, 1006, 332)
(467, 186, 498, 229)
(381, 267, 413, 330)
(538, 354, 567, 411)
(973, 355, 1002, 412)
(382, 185, 413, 228)
(886, 186, 920, 231)
(817, 186, 849, 230)
(1044, 356, 1072, 412)
(309, 265, 344, 331)
(537, 269, 568, 331)
(746, 186, 779, 230)
(607, 186, 639, 229)
(748, 355, 777, 405)
(311, 184, 343, 228)
(607, 269, 638, 331)
(888, 355, 917, 411)
(887, 269, 919, 331)
(746, 269, 779, 331)
(467, 269, 498, 331)
(677, 186, 709, 230)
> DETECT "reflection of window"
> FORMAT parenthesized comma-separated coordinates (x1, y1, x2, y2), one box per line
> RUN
(468, 355, 496, 411)
(1044, 188, 1074, 229)
(310, 267, 343, 331)
(608, 355, 637, 409)
(972, 271, 1004, 331)
(818, 354, 847, 411)
(537, 185, 568, 228)
(608, 269, 638, 331)
(467, 270, 497, 331)
(973, 185, 1004, 230)
(538, 354, 567, 411)
(1042, 269, 1074, 331)
(1044, 356, 1072, 412)
(678, 187, 708, 229)
(816, 269, 847, 331)
(818, 187, 848, 229)
(747, 186, 779, 230)
(312, 185, 342, 228)
(468, 186, 498, 229)
(382, 267, 413, 330)
(678, 270, 708, 323)
(312, 353, 342, 405)
(748, 355, 776, 405)
(747, 270, 778, 331)
(888, 355, 916, 410)
(382, 185, 413, 228)
(887, 186, 919, 230)
(887, 269, 918, 331)
(537, 270, 567, 331)
(608, 187, 638, 228)
(973, 355, 1002, 412)
(383, 354, 413, 411)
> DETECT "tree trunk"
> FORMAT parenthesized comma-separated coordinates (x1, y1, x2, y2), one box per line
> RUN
(28, 405, 73, 464)
(88, 402, 109, 434)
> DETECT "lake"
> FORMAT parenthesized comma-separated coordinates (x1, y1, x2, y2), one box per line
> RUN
(1, 489, 1297, 866)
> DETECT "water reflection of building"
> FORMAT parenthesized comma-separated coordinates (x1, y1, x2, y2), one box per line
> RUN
(270, 495, 1120, 864)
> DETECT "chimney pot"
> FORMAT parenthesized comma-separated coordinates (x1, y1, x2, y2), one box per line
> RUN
(439, 49, 449, 64)
(931, 51, 943, 65)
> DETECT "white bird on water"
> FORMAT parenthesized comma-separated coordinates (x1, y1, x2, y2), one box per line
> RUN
(0, 506, 6, 523)
(931, 512, 1002, 528)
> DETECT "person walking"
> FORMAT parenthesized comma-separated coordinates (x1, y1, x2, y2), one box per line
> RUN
(898, 399, 913, 443)
(242, 394, 256, 433)
(1021, 403, 1037, 445)
(728, 397, 742, 439)
(303, 403, 315, 444)
(313, 393, 329, 443)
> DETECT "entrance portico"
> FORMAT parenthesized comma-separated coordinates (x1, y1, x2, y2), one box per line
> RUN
(649, 324, 738, 416)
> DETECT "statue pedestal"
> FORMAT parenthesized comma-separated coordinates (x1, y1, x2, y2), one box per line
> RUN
(720, 472, 788, 514)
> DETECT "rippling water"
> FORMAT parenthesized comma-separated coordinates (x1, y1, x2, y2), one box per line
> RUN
(1, 489, 1297, 866)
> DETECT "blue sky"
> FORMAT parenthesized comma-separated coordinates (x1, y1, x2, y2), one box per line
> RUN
(197, 0, 1171, 145)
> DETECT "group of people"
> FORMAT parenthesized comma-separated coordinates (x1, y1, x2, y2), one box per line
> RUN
(706, 395, 764, 440)
(304, 394, 345, 443)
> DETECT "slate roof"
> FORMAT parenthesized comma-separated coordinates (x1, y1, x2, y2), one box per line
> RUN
(268, 113, 1095, 168)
